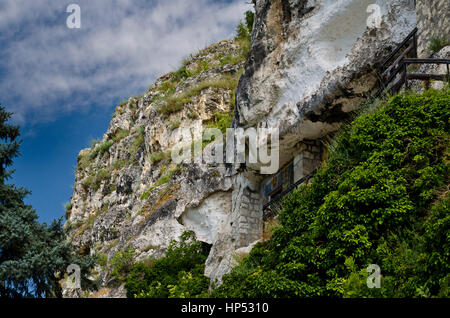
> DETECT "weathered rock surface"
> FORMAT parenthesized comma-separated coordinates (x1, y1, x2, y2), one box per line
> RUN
(210, 0, 418, 283)
(64, 39, 245, 297)
(416, 0, 449, 58)
(65, 0, 430, 297)
(235, 0, 416, 166)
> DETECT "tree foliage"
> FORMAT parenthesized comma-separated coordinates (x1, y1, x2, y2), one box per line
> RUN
(213, 89, 450, 298)
(0, 106, 97, 298)
(236, 10, 254, 40)
(125, 231, 210, 298)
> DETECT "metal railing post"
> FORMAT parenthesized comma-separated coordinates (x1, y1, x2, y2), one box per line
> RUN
(413, 33, 418, 58)
(404, 62, 408, 90)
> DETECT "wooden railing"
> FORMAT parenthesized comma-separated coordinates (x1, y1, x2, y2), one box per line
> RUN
(402, 58, 450, 89)
(375, 27, 450, 97)
(375, 27, 418, 97)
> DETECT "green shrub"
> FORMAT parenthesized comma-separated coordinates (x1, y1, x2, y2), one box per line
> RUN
(149, 151, 170, 164)
(219, 55, 241, 66)
(130, 127, 145, 159)
(235, 10, 253, 41)
(213, 88, 450, 298)
(81, 176, 95, 191)
(159, 80, 177, 95)
(192, 60, 211, 75)
(111, 248, 136, 284)
(157, 169, 174, 186)
(81, 168, 110, 192)
(64, 202, 72, 220)
(77, 153, 91, 171)
(89, 140, 113, 160)
(110, 159, 129, 171)
(97, 254, 108, 270)
(170, 120, 181, 130)
(235, 21, 249, 40)
(140, 185, 160, 201)
(157, 75, 239, 115)
(113, 100, 129, 117)
(245, 10, 254, 33)
(111, 129, 130, 143)
(172, 63, 193, 82)
(428, 37, 450, 53)
(95, 169, 110, 185)
(125, 232, 210, 298)
(206, 112, 233, 134)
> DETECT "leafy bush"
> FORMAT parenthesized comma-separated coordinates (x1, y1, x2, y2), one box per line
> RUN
(172, 65, 193, 82)
(81, 168, 110, 192)
(235, 10, 254, 41)
(64, 202, 73, 219)
(130, 127, 145, 159)
(111, 129, 130, 143)
(125, 232, 210, 298)
(245, 10, 254, 33)
(140, 188, 153, 201)
(89, 140, 113, 160)
(213, 88, 450, 298)
(190, 60, 211, 76)
(219, 54, 241, 66)
(159, 80, 177, 95)
(170, 120, 181, 130)
(206, 112, 233, 134)
(157, 75, 239, 115)
(77, 139, 113, 171)
(149, 151, 170, 164)
(77, 153, 91, 171)
(236, 21, 249, 40)
(157, 169, 174, 186)
(111, 248, 136, 284)
(81, 176, 95, 191)
(428, 37, 450, 53)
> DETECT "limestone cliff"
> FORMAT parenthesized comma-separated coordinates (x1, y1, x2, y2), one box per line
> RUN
(64, 39, 247, 297)
(65, 0, 436, 298)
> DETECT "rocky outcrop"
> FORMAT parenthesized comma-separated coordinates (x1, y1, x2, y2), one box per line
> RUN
(416, 0, 449, 58)
(209, 0, 417, 282)
(64, 39, 246, 297)
(235, 0, 416, 142)
(65, 0, 429, 297)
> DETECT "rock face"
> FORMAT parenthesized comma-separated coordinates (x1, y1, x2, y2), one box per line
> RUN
(214, 0, 417, 282)
(64, 39, 246, 297)
(235, 0, 416, 141)
(416, 0, 449, 58)
(65, 0, 424, 297)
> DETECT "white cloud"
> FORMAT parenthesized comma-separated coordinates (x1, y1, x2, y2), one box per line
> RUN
(0, 0, 252, 124)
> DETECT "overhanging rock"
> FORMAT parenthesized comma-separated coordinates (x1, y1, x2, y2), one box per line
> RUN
(206, 0, 417, 284)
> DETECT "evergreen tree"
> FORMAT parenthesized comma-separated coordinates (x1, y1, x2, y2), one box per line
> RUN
(0, 106, 96, 298)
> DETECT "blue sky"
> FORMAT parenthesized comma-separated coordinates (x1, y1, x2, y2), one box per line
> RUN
(0, 0, 251, 223)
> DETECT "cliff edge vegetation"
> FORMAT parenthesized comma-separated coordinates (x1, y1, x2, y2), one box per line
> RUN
(123, 88, 449, 298)
(212, 88, 449, 298)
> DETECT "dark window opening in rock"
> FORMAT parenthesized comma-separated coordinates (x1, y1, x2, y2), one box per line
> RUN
(200, 242, 212, 256)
